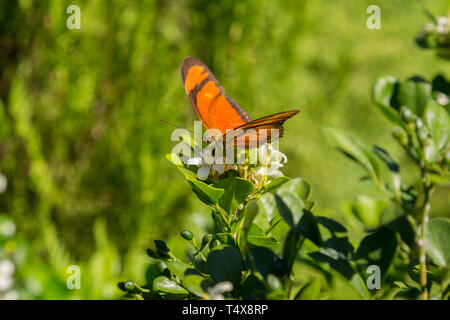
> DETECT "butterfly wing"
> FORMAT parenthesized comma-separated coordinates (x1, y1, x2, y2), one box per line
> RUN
(181, 57, 251, 133)
(223, 110, 300, 146)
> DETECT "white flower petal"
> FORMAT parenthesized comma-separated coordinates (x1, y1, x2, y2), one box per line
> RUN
(212, 164, 225, 174)
(187, 157, 203, 166)
(197, 166, 211, 180)
(267, 168, 284, 178)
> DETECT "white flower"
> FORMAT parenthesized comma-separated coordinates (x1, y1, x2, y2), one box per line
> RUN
(207, 281, 233, 300)
(436, 16, 449, 33)
(254, 144, 288, 180)
(187, 149, 225, 181)
(0, 260, 14, 276)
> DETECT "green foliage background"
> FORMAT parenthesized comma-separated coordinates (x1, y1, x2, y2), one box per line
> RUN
(0, 0, 448, 299)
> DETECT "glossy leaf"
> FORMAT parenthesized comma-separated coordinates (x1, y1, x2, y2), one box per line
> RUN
(177, 166, 224, 205)
(261, 176, 290, 194)
(214, 177, 254, 215)
(280, 177, 311, 201)
(309, 247, 355, 280)
(316, 216, 347, 235)
(246, 246, 286, 278)
(165, 260, 200, 279)
(372, 76, 408, 130)
(294, 279, 321, 300)
(182, 274, 213, 298)
(247, 235, 281, 248)
(355, 226, 399, 281)
(208, 233, 238, 251)
(322, 127, 380, 179)
(426, 217, 450, 268)
(282, 230, 303, 273)
(424, 102, 450, 151)
(275, 189, 322, 246)
(152, 276, 188, 294)
(207, 246, 243, 288)
(397, 76, 431, 117)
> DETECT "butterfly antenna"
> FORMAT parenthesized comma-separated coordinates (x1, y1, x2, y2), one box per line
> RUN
(159, 119, 202, 138)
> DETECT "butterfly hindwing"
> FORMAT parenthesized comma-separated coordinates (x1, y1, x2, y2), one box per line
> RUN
(223, 110, 299, 146)
(181, 57, 251, 133)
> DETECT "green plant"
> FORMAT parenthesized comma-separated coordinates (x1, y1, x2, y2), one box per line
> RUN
(321, 71, 449, 300)
(118, 139, 335, 299)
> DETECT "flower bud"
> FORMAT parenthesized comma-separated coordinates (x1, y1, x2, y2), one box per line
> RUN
(400, 106, 416, 123)
(392, 128, 408, 146)
(210, 239, 222, 249)
(154, 240, 170, 254)
(180, 230, 194, 241)
(266, 274, 282, 292)
(422, 138, 434, 162)
(415, 118, 423, 129)
(201, 233, 213, 247)
(124, 281, 135, 291)
(155, 260, 168, 274)
(417, 128, 428, 144)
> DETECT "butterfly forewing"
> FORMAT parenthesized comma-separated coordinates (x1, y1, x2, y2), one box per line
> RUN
(181, 57, 299, 146)
(181, 57, 251, 132)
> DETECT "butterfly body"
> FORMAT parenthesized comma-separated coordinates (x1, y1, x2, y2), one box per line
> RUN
(181, 57, 299, 146)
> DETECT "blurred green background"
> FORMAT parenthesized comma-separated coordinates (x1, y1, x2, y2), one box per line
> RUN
(0, 0, 448, 299)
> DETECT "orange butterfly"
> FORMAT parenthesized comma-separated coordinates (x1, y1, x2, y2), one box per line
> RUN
(181, 57, 299, 147)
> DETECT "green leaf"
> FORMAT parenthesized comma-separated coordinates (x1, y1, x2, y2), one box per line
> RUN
(372, 76, 399, 109)
(275, 189, 304, 228)
(208, 233, 239, 251)
(316, 216, 347, 235)
(214, 177, 254, 214)
(261, 176, 290, 194)
(247, 236, 281, 248)
(282, 230, 303, 273)
(254, 193, 279, 231)
(309, 247, 355, 280)
(275, 189, 322, 246)
(207, 247, 243, 289)
(177, 166, 224, 205)
(372, 145, 401, 199)
(355, 226, 399, 281)
(372, 76, 408, 131)
(241, 274, 266, 299)
(294, 280, 321, 300)
(182, 274, 214, 298)
(424, 102, 450, 151)
(428, 173, 450, 187)
(388, 215, 416, 249)
(322, 127, 380, 180)
(165, 260, 200, 279)
(398, 76, 431, 117)
(325, 237, 354, 258)
(426, 217, 450, 268)
(372, 146, 399, 172)
(152, 276, 188, 294)
(280, 177, 311, 201)
(247, 223, 265, 237)
(349, 195, 389, 228)
(246, 246, 286, 278)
